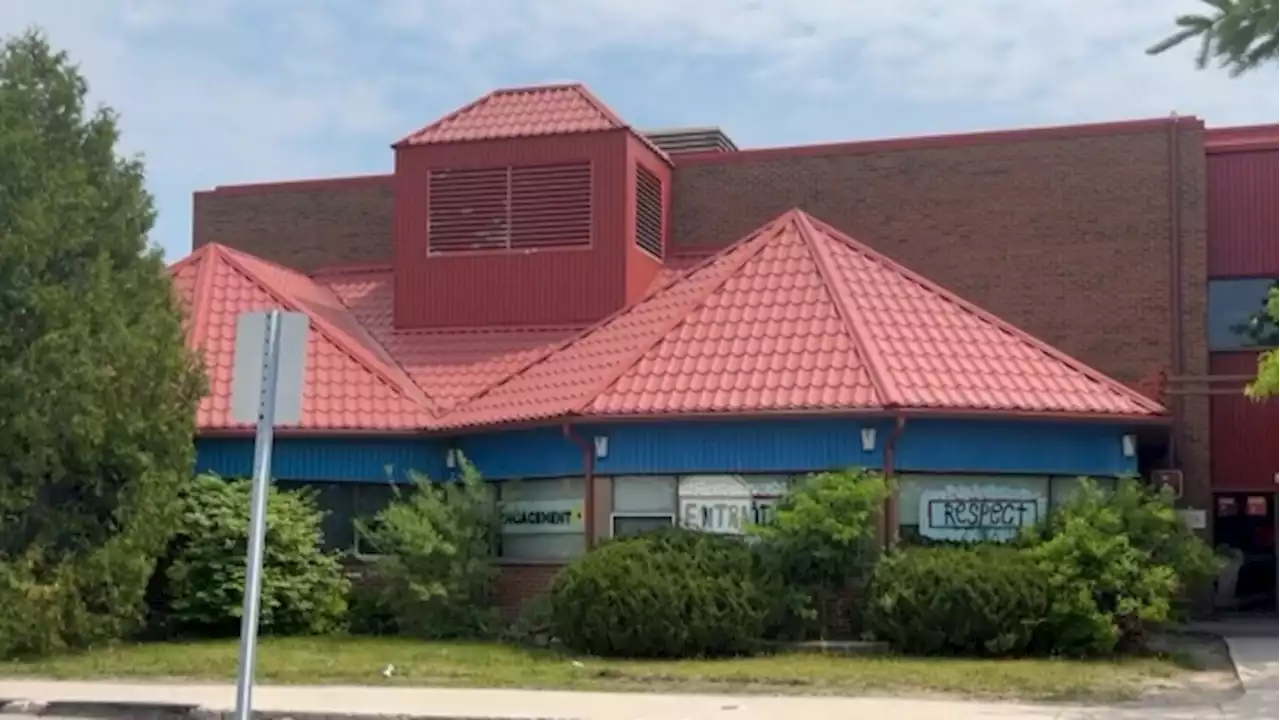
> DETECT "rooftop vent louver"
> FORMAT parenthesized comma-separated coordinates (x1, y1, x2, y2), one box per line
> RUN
(641, 126, 738, 155)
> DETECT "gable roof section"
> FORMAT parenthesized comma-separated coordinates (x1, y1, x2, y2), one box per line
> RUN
(394, 83, 670, 161)
(174, 244, 431, 431)
(316, 266, 583, 415)
(440, 209, 1165, 429)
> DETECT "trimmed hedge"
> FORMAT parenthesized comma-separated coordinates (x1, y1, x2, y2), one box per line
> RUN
(866, 545, 1051, 656)
(550, 528, 767, 658)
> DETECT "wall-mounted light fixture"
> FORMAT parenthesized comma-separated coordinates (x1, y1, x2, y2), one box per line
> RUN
(860, 427, 877, 452)
(1121, 434, 1137, 459)
(593, 435, 609, 459)
(445, 447, 459, 469)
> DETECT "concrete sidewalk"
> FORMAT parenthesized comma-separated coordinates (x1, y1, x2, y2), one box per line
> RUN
(0, 679, 1252, 720)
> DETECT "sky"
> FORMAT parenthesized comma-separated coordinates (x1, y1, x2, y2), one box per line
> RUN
(1, 0, 1277, 262)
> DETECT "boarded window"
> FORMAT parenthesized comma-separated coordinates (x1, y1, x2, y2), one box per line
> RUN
(635, 165, 663, 258)
(427, 162, 592, 254)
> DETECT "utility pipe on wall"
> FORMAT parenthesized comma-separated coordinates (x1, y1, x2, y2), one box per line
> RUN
(562, 424, 597, 548)
(1165, 115, 1186, 467)
(881, 415, 908, 549)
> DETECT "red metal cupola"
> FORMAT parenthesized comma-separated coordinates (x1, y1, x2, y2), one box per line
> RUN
(391, 84, 671, 329)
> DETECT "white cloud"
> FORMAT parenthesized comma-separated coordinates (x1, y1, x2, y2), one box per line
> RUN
(0, 0, 1275, 259)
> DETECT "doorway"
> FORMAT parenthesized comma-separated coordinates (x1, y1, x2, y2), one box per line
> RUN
(1213, 492, 1278, 614)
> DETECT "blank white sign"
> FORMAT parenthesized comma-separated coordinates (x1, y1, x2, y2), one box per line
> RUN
(230, 311, 309, 426)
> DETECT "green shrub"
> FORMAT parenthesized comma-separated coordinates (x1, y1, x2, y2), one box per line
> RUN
(345, 572, 399, 637)
(866, 545, 1050, 656)
(357, 461, 499, 639)
(156, 474, 350, 638)
(550, 527, 766, 658)
(748, 469, 888, 639)
(1024, 478, 1220, 656)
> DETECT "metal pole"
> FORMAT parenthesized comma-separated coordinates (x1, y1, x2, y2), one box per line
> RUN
(233, 310, 283, 720)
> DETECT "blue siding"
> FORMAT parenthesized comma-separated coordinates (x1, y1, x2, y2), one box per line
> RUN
(195, 437, 445, 483)
(456, 428, 582, 479)
(195, 417, 1136, 484)
(585, 420, 888, 475)
(894, 419, 1135, 477)
(456, 420, 887, 478)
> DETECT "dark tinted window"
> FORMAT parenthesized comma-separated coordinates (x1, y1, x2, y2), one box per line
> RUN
(1208, 278, 1278, 350)
(612, 515, 674, 538)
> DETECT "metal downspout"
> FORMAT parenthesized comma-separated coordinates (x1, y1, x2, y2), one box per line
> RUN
(562, 424, 596, 549)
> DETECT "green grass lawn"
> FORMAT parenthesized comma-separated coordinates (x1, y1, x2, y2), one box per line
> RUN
(0, 636, 1200, 702)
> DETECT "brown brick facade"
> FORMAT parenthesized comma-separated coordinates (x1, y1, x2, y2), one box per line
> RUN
(494, 563, 562, 616)
(669, 121, 1210, 509)
(192, 175, 395, 273)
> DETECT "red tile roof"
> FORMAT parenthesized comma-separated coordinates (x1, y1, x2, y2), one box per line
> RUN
(173, 244, 431, 431)
(394, 83, 670, 161)
(317, 267, 581, 414)
(397, 84, 625, 146)
(173, 211, 1163, 434)
(437, 210, 1165, 428)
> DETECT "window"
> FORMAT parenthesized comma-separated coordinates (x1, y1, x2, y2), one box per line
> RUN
(609, 475, 794, 538)
(275, 480, 400, 554)
(498, 477, 585, 561)
(1208, 278, 1278, 351)
(427, 162, 592, 254)
(896, 475, 1117, 544)
(612, 476, 677, 537)
(634, 164, 664, 258)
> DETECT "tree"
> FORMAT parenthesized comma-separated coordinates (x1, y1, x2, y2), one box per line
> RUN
(1245, 287, 1279, 399)
(1147, 0, 1279, 76)
(0, 29, 204, 656)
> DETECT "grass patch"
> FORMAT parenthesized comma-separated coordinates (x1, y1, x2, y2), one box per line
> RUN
(0, 636, 1191, 702)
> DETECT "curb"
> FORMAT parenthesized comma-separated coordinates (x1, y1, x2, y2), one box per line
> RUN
(1, 699, 579, 720)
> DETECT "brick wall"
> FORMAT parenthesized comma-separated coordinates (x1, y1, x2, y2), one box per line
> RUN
(192, 175, 394, 272)
(494, 563, 562, 616)
(670, 120, 1210, 506)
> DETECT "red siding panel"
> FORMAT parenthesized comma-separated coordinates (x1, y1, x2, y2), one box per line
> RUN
(394, 131, 629, 329)
(1207, 149, 1278, 277)
(624, 135, 671, 306)
(1211, 351, 1279, 491)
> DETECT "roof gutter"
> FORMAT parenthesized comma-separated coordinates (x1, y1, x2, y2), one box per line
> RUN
(562, 424, 597, 549)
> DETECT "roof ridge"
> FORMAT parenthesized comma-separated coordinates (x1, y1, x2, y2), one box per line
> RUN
(187, 244, 219, 352)
(438, 216, 787, 422)
(219, 251, 433, 411)
(394, 88, 501, 148)
(568, 84, 628, 130)
(570, 220, 780, 415)
(570, 85, 673, 164)
(794, 212, 900, 407)
(806, 215, 1166, 413)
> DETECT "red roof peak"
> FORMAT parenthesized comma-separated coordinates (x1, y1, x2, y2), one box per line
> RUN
(396, 83, 627, 147)
(168, 244, 431, 431)
(440, 209, 1165, 428)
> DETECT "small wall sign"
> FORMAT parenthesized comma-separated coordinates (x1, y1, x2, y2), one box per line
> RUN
(1176, 508, 1208, 530)
(1150, 469, 1184, 500)
(1246, 496, 1268, 517)
(918, 484, 1046, 542)
(501, 500, 584, 535)
(677, 475, 785, 535)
